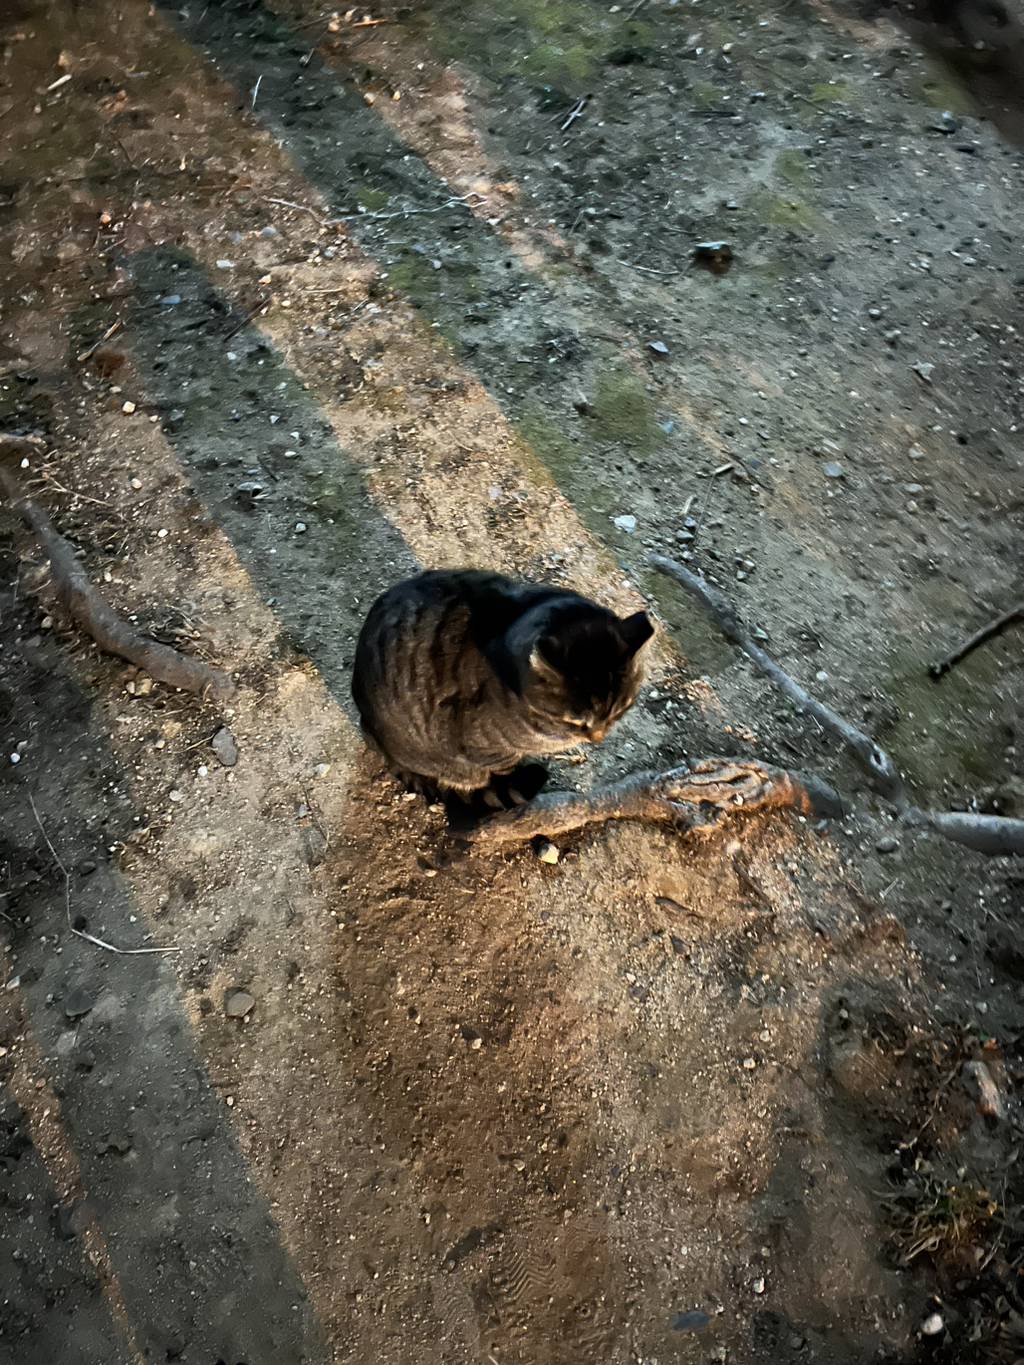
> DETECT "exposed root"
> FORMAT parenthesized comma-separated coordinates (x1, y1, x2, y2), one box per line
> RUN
(650, 553, 1024, 859)
(0, 437, 234, 702)
(467, 757, 843, 846)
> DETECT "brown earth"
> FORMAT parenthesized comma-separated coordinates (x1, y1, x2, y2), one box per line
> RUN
(0, 1, 1022, 1363)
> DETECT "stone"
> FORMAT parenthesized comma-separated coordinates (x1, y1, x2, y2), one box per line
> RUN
(612, 514, 637, 533)
(876, 835, 899, 854)
(225, 990, 255, 1019)
(64, 986, 95, 1020)
(211, 727, 239, 768)
(536, 841, 560, 865)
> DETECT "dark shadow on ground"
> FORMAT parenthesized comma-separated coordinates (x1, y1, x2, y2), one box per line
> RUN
(0, 545, 329, 1365)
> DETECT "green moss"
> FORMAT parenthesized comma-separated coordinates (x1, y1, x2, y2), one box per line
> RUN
(914, 57, 977, 116)
(775, 149, 810, 187)
(881, 643, 1007, 794)
(517, 402, 579, 483)
(809, 80, 855, 105)
(356, 186, 390, 212)
(386, 252, 482, 309)
(591, 368, 663, 450)
(410, 0, 652, 87)
(749, 190, 829, 235)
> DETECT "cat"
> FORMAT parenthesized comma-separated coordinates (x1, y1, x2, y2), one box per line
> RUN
(351, 569, 654, 814)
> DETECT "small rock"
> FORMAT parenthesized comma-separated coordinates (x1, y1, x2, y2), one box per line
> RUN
(883, 328, 901, 345)
(742, 1056, 757, 1070)
(912, 361, 935, 384)
(160, 293, 182, 306)
(612, 514, 637, 533)
(64, 986, 95, 1020)
(536, 841, 560, 865)
(822, 462, 844, 479)
(752, 1277, 766, 1295)
(930, 110, 957, 135)
(295, 521, 307, 533)
(921, 1313, 944, 1337)
(215, 259, 235, 270)
(867, 306, 882, 319)
(648, 340, 670, 356)
(211, 727, 239, 768)
(225, 990, 255, 1019)
(876, 835, 899, 854)
(259, 225, 278, 238)
(904, 483, 924, 495)
(693, 240, 734, 274)
(168, 789, 184, 803)
(121, 400, 136, 415)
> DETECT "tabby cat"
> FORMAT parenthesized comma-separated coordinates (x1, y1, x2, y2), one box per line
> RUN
(352, 570, 653, 808)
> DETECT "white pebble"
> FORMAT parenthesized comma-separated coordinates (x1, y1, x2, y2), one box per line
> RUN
(121, 400, 136, 415)
(295, 522, 307, 533)
(216, 259, 235, 270)
(921, 1313, 944, 1337)
(9, 752, 20, 765)
(537, 841, 560, 865)
(157, 528, 168, 538)
(168, 789, 184, 803)
(742, 1056, 757, 1070)
(197, 764, 209, 778)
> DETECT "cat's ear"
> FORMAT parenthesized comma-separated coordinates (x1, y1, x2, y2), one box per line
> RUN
(530, 637, 564, 681)
(620, 610, 654, 656)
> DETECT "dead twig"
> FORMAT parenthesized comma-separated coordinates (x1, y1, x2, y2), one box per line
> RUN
(466, 758, 842, 847)
(0, 438, 233, 701)
(560, 97, 587, 133)
(29, 796, 178, 955)
(650, 553, 905, 800)
(929, 603, 1023, 680)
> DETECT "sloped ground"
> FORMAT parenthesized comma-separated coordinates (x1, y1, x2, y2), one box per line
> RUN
(0, 2, 1021, 1363)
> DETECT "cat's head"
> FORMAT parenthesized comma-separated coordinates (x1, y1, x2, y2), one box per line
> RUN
(522, 602, 654, 744)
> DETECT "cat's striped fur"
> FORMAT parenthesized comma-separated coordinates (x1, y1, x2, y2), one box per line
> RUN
(352, 570, 653, 799)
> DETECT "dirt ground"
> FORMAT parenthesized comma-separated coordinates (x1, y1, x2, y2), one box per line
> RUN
(1, 1, 1022, 1362)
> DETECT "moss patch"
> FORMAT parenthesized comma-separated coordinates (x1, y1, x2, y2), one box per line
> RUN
(411, 0, 652, 88)
(591, 368, 663, 451)
(749, 190, 829, 236)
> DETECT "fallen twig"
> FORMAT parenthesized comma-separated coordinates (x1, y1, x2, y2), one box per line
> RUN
(0, 438, 233, 701)
(929, 603, 1023, 680)
(265, 192, 485, 229)
(467, 758, 842, 847)
(651, 553, 905, 801)
(29, 796, 179, 955)
(560, 97, 587, 133)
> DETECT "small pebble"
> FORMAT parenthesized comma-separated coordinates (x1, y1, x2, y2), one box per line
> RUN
(537, 841, 560, 865)
(648, 340, 670, 356)
(168, 789, 184, 803)
(876, 835, 899, 854)
(9, 752, 20, 765)
(160, 294, 181, 306)
(742, 1056, 757, 1070)
(121, 400, 136, 415)
(921, 1313, 944, 1337)
(211, 727, 239, 768)
(64, 986, 95, 1020)
(612, 514, 637, 533)
(752, 1278, 766, 1295)
(295, 521, 307, 533)
(225, 990, 255, 1019)
(215, 259, 235, 270)
(822, 462, 844, 479)
(904, 483, 924, 495)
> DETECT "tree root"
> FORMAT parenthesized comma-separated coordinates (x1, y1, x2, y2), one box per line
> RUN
(0, 437, 234, 702)
(467, 757, 844, 847)
(649, 553, 1024, 859)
